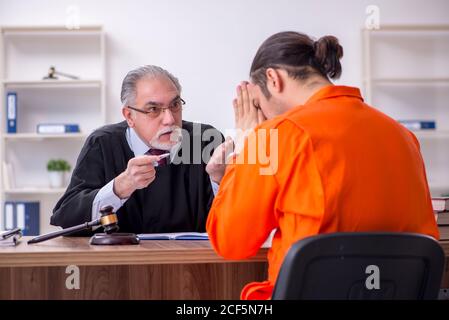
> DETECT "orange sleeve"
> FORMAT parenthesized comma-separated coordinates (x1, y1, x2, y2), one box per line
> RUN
(206, 126, 279, 259)
(207, 119, 325, 259)
(407, 129, 440, 240)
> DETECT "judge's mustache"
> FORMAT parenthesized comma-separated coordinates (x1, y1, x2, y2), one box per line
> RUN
(154, 126, 182, 141)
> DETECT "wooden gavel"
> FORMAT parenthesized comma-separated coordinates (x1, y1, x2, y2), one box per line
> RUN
(27, 205, 119, 244)
(43, 66, 79, 80)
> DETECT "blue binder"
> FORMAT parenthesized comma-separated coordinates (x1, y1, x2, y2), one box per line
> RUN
(6, 92, 17, 133)
(399, 120, 436, 130)
(3, 201, 40, 236)
(36, 123, 80, 133)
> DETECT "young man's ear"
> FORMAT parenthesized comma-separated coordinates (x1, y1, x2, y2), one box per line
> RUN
(266, 68, 283, 94)
(122, 107, 135, 128)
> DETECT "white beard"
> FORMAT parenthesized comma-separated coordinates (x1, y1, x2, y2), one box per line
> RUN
(150, 126, 182, 151)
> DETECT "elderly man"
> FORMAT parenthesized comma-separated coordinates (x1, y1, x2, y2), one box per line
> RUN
(51, 65, 223, 234)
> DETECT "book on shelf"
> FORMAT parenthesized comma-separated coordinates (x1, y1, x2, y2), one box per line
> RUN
(137, 232, 208, 240)
(3, 202, 40, 236)
(6, 92, 17, 133)
(398, 120, 436, 131)
(37, 123, 80, 134)
(0, 228, 22, 247)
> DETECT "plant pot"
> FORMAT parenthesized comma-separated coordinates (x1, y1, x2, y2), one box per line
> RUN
(48, 171, 65, 188)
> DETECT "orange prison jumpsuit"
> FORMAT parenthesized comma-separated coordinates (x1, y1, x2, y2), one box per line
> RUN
(206, 85, 439, 300)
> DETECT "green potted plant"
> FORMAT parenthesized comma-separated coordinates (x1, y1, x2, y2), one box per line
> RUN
(47, 159, 71, 188)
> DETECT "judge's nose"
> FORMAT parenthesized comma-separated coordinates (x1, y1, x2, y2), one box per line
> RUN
(161, 108, 176, 126)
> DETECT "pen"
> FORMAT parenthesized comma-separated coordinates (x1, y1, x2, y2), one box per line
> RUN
(152, 153, 170, 167)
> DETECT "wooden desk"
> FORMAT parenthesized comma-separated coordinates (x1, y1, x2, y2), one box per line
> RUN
(0, 237, 268, 300)
(2, 227, 449, 300)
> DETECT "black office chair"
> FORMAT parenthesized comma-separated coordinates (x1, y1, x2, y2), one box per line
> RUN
(272, 232, 445, 300)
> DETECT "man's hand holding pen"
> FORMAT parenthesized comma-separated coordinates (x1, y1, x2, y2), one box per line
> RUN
(113, 153, 168, 199)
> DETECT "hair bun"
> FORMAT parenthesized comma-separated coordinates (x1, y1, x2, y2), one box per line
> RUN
(313, 35, 343, 79)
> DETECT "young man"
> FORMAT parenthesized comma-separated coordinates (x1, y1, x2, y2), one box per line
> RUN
(51, 65, 223, 234)
(206, 32, 439, 299)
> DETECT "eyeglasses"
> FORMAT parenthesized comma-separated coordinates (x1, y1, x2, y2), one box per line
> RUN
(127, 98, 185, 118)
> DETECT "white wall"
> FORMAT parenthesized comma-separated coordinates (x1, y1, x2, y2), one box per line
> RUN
(1, 0, 448, 133)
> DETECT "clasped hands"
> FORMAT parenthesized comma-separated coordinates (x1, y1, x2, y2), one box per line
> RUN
(206, 82, 266, 184)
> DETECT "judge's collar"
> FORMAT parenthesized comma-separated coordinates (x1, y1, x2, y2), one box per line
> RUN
(126, 127, 150, 156)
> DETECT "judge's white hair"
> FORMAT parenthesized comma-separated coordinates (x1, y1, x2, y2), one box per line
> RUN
(120, 65, 182, 106)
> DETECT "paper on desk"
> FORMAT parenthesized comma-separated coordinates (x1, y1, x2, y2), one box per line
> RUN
(137, 229, 275, 247)
(137, 232, 208, 240)
(0, 233, 21, 246)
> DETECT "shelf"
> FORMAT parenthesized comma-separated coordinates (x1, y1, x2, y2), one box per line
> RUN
(413, 131, 449, 139)
(2, 25, 102, 36)
(367, 25, 449, 32)
(369, 78, 449, 85)
(4, 188, 66, 195)
(363, 25, 449, 201)
(2, 79, 102, 89)
(3, 133, 88, 140)
(0, 24, 105, 236)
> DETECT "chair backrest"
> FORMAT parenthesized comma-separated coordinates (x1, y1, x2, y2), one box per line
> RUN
(272, 232, 444, 300)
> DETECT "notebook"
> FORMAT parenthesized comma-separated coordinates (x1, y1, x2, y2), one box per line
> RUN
(137, 232, 208, 240)
(137, 230, 275, 248)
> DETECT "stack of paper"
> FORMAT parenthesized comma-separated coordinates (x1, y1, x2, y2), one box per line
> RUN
(137, 229, 276, 248)
(137, 232, 208, 240)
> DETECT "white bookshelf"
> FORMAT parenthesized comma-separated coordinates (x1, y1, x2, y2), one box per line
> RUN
(0, 25, 106, 234)
(414, 131, 449, 139)
(362, 25, 449, 196)
(3, 133, 88, 140)
(371, 78, 449, 85)
(4, 188, 66, 195)
(3, 79, 103, 88)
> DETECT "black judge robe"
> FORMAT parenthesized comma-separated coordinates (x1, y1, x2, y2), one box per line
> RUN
(50, 120, 223, 234)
